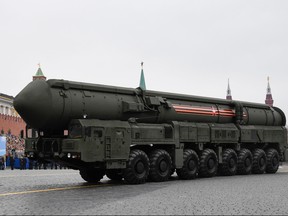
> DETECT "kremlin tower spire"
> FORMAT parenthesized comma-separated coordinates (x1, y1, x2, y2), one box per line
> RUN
(226, 79, 232, 100)
(265, 76, 274, 107)
(139, 62, 146, 90)
(33, 63, 46, 81)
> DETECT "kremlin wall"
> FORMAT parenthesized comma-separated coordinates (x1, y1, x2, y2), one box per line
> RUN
(0, 113, 26, 137)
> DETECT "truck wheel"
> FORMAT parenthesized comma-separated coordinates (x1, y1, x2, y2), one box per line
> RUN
(252, 148, 266, 174)
(237, 148, 252, 175)
(176, 149, 199, 180)
(79, 168, 105, 183)
(199, 149, 218, 178)
(106, 169, 123, 181)
(220, 148, 237, 176)
(149, 149, 172, 182)
(123, 149, 149, 184)
(265, 148, 279, 174)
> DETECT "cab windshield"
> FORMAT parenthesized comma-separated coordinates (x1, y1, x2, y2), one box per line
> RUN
(69, 124, 83, 138)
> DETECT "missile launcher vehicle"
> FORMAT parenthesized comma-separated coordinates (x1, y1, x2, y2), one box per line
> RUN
(14, 79, 287, 184)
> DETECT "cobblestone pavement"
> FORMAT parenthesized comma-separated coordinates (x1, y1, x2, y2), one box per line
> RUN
(1, 164, 288, 215)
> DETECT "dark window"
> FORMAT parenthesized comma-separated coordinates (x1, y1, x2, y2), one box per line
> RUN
(69, 124, 82, 138)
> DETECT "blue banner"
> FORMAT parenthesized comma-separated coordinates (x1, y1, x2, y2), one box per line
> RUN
(0, 136, 6, 156)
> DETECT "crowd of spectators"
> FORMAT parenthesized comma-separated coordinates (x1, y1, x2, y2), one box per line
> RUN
(1, 133, 25, 170)
(4, 133, 25, 157)
(0, 133, 68, 170)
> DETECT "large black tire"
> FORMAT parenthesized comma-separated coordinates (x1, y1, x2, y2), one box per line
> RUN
(123, 149, 150, 184)
(237, 148, 253, 175)
(79, 168, 105, 183)
(149, 149, 172, 182)
(176, 149, 199, 180)
(199, 149, 218, 178)
(252, 148, 266, 174)
(219, 148, 237, 176)
(265, 148, 279, 174)
(106, 169, 123, 181)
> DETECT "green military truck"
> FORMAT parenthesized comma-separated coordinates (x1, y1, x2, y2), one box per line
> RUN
(14, 79, 287, 184)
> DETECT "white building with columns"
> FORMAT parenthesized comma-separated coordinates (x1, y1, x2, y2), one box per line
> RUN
(0, 93, 18, 117)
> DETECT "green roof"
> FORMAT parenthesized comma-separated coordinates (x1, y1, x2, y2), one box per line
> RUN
(35, 67, 45, 76)
(139, 69, 146, 90)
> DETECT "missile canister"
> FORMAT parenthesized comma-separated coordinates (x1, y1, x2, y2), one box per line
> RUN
(13, 79, 286, 130)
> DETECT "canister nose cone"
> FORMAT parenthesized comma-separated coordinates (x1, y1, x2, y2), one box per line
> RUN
(14, 80, 53, 129)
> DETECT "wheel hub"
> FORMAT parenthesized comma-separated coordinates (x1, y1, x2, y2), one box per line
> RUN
(208, 158, 215, 169)
(272, 157, 278, 166)
(135, 161, 145, 174)
(245, 157, 251, 167)
(229, 158, 235, 168)
(260, 157, 265, 167)
(188, 159, 195, 171)
(159, 160, 168, 172)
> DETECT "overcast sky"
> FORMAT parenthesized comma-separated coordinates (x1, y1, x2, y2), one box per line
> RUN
(1, 0, 288, 116)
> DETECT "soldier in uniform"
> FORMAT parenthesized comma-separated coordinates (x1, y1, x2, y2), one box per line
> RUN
(23, 155, 27, 170)
(0, 156, 4, 170)
(29, 158, 33, 170)
(10, 149, 16, 170)
(10, 156, 14, 170)
(20, 156, 25, 170)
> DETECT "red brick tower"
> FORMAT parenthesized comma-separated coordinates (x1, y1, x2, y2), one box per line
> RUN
(265, 77, 274, 107)
(226, 79, 232, 100)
